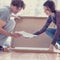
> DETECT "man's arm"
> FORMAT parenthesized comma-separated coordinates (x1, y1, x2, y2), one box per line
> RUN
(0, 20, 11, 36)
(34, 16, 52, 35)
(0, 20, 22, 38)
(0, 8, 22, 38)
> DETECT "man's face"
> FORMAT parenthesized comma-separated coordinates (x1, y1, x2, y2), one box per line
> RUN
(44, 6, 51, 16)
(13, 6, 22, 14)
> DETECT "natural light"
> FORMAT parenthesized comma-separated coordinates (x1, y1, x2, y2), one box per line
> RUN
(0, 0, 60, 17)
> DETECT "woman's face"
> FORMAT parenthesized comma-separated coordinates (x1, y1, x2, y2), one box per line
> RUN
(44, 6, 51, 16)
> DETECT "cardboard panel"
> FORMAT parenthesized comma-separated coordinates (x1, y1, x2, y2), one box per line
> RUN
(11, 17, 54, 48)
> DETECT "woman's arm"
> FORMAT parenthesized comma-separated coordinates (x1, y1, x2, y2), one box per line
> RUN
(52, 13, 60, 45)
(34, 16, 52, 35)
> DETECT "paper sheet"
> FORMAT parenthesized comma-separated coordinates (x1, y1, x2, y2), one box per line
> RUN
(15, 31, 37, 38)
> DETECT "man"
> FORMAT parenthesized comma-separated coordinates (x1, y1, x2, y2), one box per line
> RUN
(0, 0, 25, 51)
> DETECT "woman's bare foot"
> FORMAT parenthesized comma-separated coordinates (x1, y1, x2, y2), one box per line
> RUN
(49, 44, 55, 52)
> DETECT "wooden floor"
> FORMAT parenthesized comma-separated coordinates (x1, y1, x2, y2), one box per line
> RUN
(0, 52, 60, 60)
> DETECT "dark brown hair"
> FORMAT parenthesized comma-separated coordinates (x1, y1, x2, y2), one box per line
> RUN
(11, 0, 25, 9)
(43, 1, 56, 13)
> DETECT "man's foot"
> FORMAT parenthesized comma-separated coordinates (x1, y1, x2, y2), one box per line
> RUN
(0, 46, 4, 51)
(0, 46, 11, 52)
(3, 46, 11, 52)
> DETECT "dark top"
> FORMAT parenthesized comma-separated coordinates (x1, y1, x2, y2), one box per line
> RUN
(34, 15, 56, 35)
(34, 12, 60, 45)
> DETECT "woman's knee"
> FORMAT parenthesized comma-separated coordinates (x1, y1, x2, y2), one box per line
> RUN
(45, 28, 55, 38)
(45, 28, 51, 34)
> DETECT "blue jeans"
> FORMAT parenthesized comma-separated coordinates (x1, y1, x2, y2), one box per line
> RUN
(45, 28, 60, 45)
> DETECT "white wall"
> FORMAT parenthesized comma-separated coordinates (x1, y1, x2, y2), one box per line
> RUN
(19, 0, 47, 17)
(1, 0, 60, 16)
(0, 0, 11, 7)
(56, 0, 60, 11)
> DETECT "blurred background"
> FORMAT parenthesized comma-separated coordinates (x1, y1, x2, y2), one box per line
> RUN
(0, 0, 60, 17)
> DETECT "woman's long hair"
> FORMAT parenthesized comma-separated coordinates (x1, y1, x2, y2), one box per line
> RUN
(43, 1, 56, 13)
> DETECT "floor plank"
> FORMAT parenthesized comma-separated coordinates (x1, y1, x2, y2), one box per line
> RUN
(0, 52, 60, 60)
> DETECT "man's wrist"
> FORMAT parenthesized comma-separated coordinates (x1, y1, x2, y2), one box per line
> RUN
(8, 33, 13, 36)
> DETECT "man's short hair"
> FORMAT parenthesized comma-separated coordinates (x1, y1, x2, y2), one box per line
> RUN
(11, 0, 25, 9)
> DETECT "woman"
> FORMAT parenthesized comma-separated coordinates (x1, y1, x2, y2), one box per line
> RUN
(34, 1, 60, 51)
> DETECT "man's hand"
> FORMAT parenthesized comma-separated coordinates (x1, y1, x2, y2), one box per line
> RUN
(14, 16, 22, 23)
(14, 16, 21, 20)
(10, 33, 22, 38)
